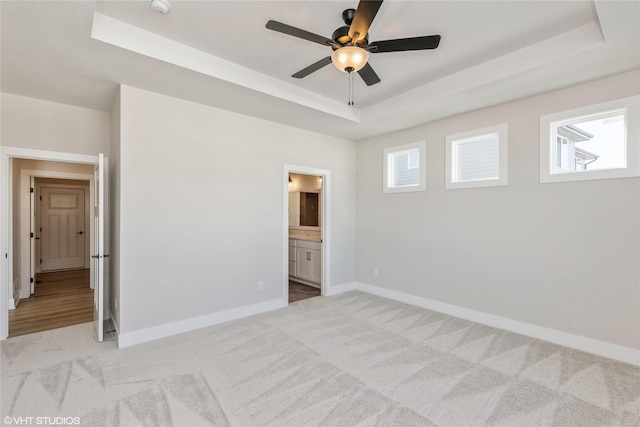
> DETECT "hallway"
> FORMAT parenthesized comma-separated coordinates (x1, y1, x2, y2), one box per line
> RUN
(9, 269, 93, 337)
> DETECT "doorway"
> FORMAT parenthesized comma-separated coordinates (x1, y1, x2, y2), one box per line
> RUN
(0, 148, 107, 342)
(284, 165, 330, 304)
(7, 177, 94, 337)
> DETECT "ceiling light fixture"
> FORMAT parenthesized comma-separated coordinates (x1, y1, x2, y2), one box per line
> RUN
(150, 0, 171, 14)
(331, 45, 369, 106)
(331, 46, 369, 74)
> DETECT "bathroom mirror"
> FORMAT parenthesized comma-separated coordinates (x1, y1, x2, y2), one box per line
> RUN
(288, 190, 321, 228)
(299, 192, 319, 226)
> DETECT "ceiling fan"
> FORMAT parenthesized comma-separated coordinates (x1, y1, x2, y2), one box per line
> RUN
(265, 0, 441, 89)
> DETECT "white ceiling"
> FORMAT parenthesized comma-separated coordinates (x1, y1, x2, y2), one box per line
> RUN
(2, 1, 639, 141)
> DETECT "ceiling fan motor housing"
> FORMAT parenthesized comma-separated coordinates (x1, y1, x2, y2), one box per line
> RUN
(332, 26, 368, 48)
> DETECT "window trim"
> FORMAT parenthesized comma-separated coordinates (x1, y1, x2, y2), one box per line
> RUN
(445, 123, 508, 190)
(383, 141, 426, 193)
(540, 96, 640, 183)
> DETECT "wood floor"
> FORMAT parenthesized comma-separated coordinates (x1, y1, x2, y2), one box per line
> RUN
(9, 269, 93, 337)
(289, 280, 321, 303)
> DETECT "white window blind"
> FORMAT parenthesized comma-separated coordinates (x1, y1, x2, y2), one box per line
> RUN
(454, 134, 499, 182)
(389, 149, 420, 187)
(446, 123, 508, 189)
(383, 141, 426, 193)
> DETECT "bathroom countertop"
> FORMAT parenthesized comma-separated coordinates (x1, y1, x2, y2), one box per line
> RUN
(289, 236, 322, 242)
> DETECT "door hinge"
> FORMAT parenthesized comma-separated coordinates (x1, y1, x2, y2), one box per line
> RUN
(39, 195, 42, 201)
(30, 277, 34, 283)
(40, 258, 42, 264)
(30, 232, 34, 238)
(30, 187, 34, 193)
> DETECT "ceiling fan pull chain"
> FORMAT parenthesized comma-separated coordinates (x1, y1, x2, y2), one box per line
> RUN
(348, 71, 354, 106)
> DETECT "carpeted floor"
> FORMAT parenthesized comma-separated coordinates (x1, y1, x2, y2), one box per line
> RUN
(2, 291, 639, 426)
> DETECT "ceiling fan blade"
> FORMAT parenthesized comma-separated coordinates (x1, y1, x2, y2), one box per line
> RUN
(370, 35, 441, 53)
(266, 20, 336, 47)
(358, 62, 381, 86)
(292, 56, 333, 78)
(348, 1, 384, 45)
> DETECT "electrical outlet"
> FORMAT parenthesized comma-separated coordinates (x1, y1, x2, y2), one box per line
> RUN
(258, 282, 264, 291)
(373, 268, 379, 277)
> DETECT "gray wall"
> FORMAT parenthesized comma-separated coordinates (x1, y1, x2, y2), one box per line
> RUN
(1, 93, 111, 155)
(109, 88, 121, 331)
(117, 86, 356, 335)
(356, 70, 640, 350)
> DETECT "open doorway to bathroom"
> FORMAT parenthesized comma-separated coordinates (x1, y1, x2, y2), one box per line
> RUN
(288, 172, 322, 303)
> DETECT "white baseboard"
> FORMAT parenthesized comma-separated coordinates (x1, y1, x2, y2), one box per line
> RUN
(117, 298, 286, 349)
(355, 282, 640, 366)
(107, 309, 120, 336)
(8, 298, 16, 310)
(325, 281, 357, 296)
(113, 281, 639, 365)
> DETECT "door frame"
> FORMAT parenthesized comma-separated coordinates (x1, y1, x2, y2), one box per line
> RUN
(283, 164, 330, 306)
(0, 147, 99, 340)
(28, 175, 92, 295)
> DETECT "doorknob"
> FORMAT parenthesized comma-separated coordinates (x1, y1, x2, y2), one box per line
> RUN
(76, 231, 84, 235)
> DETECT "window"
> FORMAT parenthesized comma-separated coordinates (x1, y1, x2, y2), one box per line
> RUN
(540, 96, 640, 183)
(445, 124, 508, 189)
(557, 136, 569, 170)
(383, 141, 426, 193)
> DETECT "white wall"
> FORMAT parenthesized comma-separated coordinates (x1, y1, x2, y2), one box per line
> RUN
(117, 86, 356, 337)
(356, 70, 640, 351)
(1, 93, 110, 155)
(109, 88, 121, 332)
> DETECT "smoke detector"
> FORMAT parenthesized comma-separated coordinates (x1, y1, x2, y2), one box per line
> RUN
(150, 0, 170, 14)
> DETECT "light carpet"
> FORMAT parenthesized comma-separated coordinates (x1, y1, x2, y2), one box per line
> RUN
(1, 291, 639, 426)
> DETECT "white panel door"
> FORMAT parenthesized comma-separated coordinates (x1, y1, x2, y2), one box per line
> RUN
(30, 177, 36, 294)
(93, 154, 106, 342)
(41, 187, 85, 271)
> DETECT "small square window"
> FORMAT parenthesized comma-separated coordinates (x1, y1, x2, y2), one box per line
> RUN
(383, 141, 426, 193)
(551, 111, 626, 175)
(540, 96, 640, 183)
(446, 124, 508, 189)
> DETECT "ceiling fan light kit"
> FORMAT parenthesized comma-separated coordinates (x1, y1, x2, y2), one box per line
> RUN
(331, 46, 369, 73)
(266, 0, 441, 104)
